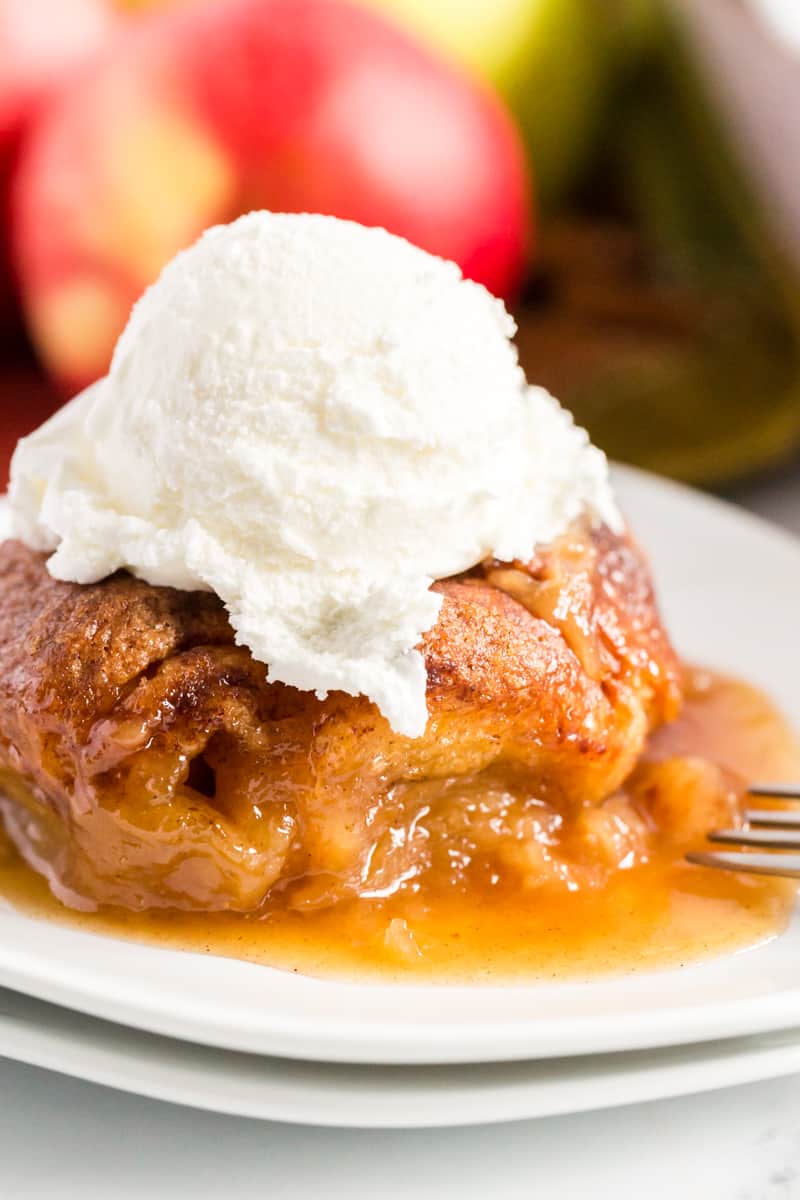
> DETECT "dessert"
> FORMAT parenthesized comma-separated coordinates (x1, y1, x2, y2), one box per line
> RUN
(0, 212, 796, 979)
(0, 518, 677, 913)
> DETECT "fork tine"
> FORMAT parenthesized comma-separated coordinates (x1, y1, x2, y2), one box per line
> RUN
(747, 783, 800, 800)
(686, 850, 800, 879)
(708, 828, 800, 849)
(745, 809, 800, 829)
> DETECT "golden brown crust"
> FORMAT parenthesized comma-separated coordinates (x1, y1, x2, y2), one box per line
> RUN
(0, 523, 681, 912)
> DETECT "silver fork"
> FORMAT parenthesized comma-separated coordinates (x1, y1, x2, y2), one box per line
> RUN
(687, 784, 800, 878)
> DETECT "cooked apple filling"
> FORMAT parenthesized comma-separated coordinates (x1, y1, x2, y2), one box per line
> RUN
(0, 519, 691, 914)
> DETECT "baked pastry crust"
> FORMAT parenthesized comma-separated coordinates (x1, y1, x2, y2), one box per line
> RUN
(0, 523, 680, 911)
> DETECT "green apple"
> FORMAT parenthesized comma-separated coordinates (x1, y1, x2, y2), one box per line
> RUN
(356, 0, 615, 206)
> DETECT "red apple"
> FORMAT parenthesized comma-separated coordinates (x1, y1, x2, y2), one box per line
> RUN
(10, 0, 531, 392)
(0, 0, 116, 142)
(0, 0, 117, 348)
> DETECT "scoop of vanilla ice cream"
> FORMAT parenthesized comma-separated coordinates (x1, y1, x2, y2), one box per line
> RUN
(10, 212, 620, 736)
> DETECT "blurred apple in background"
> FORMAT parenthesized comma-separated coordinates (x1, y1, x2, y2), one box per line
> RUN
(0, 0, 117, 350)
(355, 0, 615, 207)
(113, 0, 622, 208)
(0, 0, 115, 139)
(10, 0, 530, 393)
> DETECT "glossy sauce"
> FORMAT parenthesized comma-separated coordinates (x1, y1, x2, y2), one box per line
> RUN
(0, 670, 797, 983)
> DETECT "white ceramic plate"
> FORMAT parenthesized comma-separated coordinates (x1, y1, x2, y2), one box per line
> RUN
(5, 985, 800, 1127)
(0, 468, 798, 1066)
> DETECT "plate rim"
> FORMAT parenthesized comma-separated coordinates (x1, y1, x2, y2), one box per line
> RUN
(6, 985, 800, 1128)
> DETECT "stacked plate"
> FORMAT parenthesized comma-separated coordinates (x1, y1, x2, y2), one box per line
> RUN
(0, 467, 799, 1129)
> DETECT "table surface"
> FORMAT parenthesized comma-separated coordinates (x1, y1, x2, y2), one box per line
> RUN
(3, 1057, 800, 1200)
(1, 465, 798, 1199)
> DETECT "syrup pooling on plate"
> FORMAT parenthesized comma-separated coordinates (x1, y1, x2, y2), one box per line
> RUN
(0, 669, 796, 983)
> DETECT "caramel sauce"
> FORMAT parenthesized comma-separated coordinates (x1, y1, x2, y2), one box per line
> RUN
(0, 670, 797, 983)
